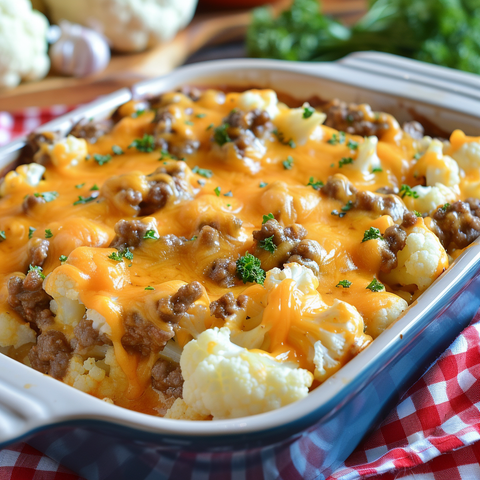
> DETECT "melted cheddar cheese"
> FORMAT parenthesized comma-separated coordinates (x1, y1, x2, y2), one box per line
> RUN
(0, 88, 476, 419)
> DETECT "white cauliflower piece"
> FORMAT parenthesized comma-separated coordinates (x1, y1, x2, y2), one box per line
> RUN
(383, 225, 448, 291)
(164, 398, 209, 420)
(352, 136, 381, 175)
(86, 308, 112, 337)
(0, 0, 50, 88)
(237, 90, 279, 120)
(0, 312, 36, 349)
(43, 0, 197, 52)
(452, 141, 480, 171)
(264, 262, 319, 295)
(273, 104, 326, 146)
(65, 355, 106, 394)
(180, 327, 313, 419)
(405, 183, 458, 214)
(48, 135, 88, 168)
(363, 294, 408, 338)
(0, 163, 46, 197)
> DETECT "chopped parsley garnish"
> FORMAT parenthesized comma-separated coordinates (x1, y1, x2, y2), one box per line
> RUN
(342, 200, 354, 212)
(346, 114, 354, 123)
(129, 134, 155, 152)
(192, 166, 213, 178)
(347, 139, 359, 150)
(108, 248, 133, 262)
(0, 231, 5, 242)
(366, 278, 385, 292)
(414, 152, 422, 160)
(262, 212, 275, 224)
(236, 252, 266, 285)
(185, 120, 194, 126)
(198, 179, 206, 186)
(336, 280, 352, 288)
(145, 286, 155, 291)
(331, 210, 347, 218)
(303, 106, 315, 118)
(214, 186, 221, 197)
(132, 109, 145, 118)
(414, 210, 422, 217)
(362, 227, 383, 242)
(223, 190, 233, 197)
(260, 235, 277, 254)
(213, 124, 231, 146)
(399, 184, 419, 199)
(59, 255, 68, 263)
(90, 184, 99, 191)
(190, 235, 198, 241)
(75, 183, 85, 189)
(259, 181, 268, 188)
(45, 229, 53, 239)
(372, 167, 383, 173)
(28, 264, 45, 279)
(307, 177, 324, 190)
(112, 145, 124, 155)
(34, 191, 58, 202)
(196, 113, 206, 118)
(93, 153, 112, 166)
(339, 157, 353, 168)
(283, 155, 294, 170)
(28, 227, 35, 239)
(143, 230, 159, 240)
(328, 131, 346, 145)
(73, 194, 98, 206)
(206, 123, 214, 130)
(273, 129, 295, 148)
(123, 249, 134, 261)
(440, 203, 451, 212)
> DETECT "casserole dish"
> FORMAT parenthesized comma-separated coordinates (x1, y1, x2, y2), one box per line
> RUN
(1, 53, 480, 479)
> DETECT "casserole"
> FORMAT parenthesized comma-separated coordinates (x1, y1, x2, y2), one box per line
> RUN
(1, 53, 480, 479)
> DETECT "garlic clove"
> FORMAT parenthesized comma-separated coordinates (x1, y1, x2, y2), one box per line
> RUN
(49, 21, 111, 78)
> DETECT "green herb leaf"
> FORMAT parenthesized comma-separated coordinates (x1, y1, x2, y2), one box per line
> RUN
(440, 203, 451, 212)
(129, 134, 155, 153)
(303, 106, 315, 118)
(362, 227, 383, 243)
(108, 251, 123, 261)
(112, 145, 124, 155)
(34, 191, 58, 202)
(214, 124, 231, 146)
(132, 109, 145, 118)
(28, 227, 36, 239)
(0, 231, 5, 242)
(259, 181, 268, 188)
(145, 286, 155, 290)
(206, 123, 214, 130)
(185, 120, 194, 126)
(90, 184, 99, 191)
(192, 166, 213, 178)
(414, 152, 422, 160)
(28, 264, 45, 279)
(339, 157, 353, 168)
(45, 229, 53, 239)
(214, 186, 221, 196)
(75, 183, 85, 189)
(399, 184, 419, 199)
(73, 194, 98, 206)
(123, 249, 134, 261)
(93, 153, 112, 166)
(347, 139, 358, 150)
(196, 113, 206, 118)
(283, 155, 294, 170)
(223, 190, 233, 197)
(143, 230, 159, 240)
(341, 200, 354, 212)
(108, 247, 133, 262)
(328, 131, 345, 145)
(59, 255, 68, 263)
(372, 167, 383, 173)
(336, 280, 352, 288)
(307, 176, 323, 190)
(414, 210, 422, 217)
(262, 212, 275, 224)
(273, 129, 296, 148)
(366, 278, 385, 292)
(236, 252, 266, 285)
(260, 235, 277, 253)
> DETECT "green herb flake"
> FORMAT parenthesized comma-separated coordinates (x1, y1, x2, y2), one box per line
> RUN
(347, 139, 359, 150)
(303, 105, 315, 119)
(307, 177, 324, 190)
(372, 167, 383, 173)
(214, 186, 221, 197)
(339, 157, 353, 168)
(45, 229, 53, 239)
(0, 231, 5, 242)
(366, 278, 385, 292)
(108, 251, 123, 261)
(185, 120, 194, 126)
(236, 252, 266, 285)
(262, 212, 275, 224)
(59, 255, 68, 263)
(190, 235, 198, 241)
(206, 123, 214, 131)
(90, 184, 99, 191)
(93, 153, 112, 166)
(260, 235, 277, 253)
(28, 227, 36, 239)
(283, 155, 294, 170)
(192, 166, 213, 178)
(362, 227, 383, 243)
(336, 280, 352, 288)
(145, 286, 155, 291)
(34, 191, 58, 202)
(129, 134, 155, 153)
(223, 190, 233, 197)
(28, 264, 45, 279)
(75, 183, 85, 189)
(440, 203, 451, 212)
(328, 131, 346, 145)
(414, 210, 422, 217)
(273, 129, 296, 148)
(196, 113, 206, 118)
(259, 181, 268, 188)
(123, 249, 134, 261)
(341, 200, 354, 212)
(414, 152, 422, 160)
(73, 194, 98, 206)
(143, 230, 159, 240)
(399, 184, 419, 199)
(214, 124, 231, 146)
(112, 145, 124, 155)
(132, 109, 145, 118)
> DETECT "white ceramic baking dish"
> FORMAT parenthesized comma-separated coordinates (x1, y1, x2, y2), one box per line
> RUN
(1, 53, 480, 480)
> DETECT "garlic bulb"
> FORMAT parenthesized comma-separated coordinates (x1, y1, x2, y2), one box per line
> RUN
(49, 21, 110, 77)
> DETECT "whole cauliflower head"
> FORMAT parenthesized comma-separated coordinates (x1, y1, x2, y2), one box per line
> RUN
(180, 327, 313, 420)
(43, 0, 198, 52)
(0, 0, 50, 88)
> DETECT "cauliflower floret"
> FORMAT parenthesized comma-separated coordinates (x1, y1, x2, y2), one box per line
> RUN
(452, 140, 480, 171)
(264, 262, 319, 295)
(48, 135, 88, 168)
(237, 89, 279, 120)
(0, 163, 46, 197)
(404, 183, 458, 214)
(43, 0, 197, 52)
(180, 327, 313, 420)
(0, 0, 50, 88)
(362, 294, 408, 338)
(383, 224, 448, 291)
(164, 398, 209, 420)
(65, 355, 106, 394)
(352, 136, 381, 175)
(273, 103, 326, 146)
(0, 311, 36, 349)
(86, 308, 112, 337)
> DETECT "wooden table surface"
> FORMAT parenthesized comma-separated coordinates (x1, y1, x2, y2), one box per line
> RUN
(0, 0, 366, 112)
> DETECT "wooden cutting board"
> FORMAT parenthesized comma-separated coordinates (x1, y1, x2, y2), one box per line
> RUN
(0, 0, 366, 112)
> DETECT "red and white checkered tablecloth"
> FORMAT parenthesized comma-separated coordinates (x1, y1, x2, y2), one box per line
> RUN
(1, 107, 480, 480)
